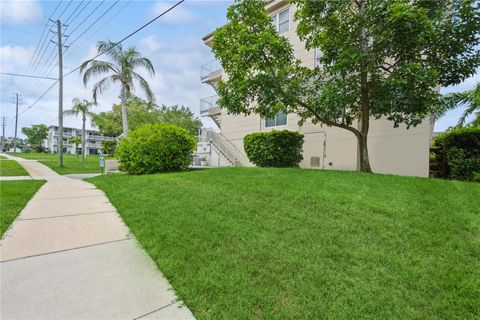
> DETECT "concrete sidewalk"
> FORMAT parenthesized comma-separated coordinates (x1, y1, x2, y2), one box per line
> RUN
(0, 155, 194, 319)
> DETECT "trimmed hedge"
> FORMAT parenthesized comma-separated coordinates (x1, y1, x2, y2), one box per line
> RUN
(117, 124, 196, 175)
(243, 130, 304, 167)
(434, 126, 480, 181)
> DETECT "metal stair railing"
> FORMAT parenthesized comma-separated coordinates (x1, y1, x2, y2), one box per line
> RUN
(199, 128, 246, 166)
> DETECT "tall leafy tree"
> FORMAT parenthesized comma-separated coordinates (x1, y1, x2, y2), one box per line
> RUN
(21, 124, 48, 152)
(80, 41, 155, 137)
(157, 105, 203, 136)
(212, 0, 480, 172)
(64, 98, 95, 161)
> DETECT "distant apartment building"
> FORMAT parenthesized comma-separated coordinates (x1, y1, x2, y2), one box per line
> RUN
(45, 126, 116, 155)
(197, 0, 434, 177)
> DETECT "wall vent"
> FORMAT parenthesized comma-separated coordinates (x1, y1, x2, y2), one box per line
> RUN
(310, 156, 321, 168)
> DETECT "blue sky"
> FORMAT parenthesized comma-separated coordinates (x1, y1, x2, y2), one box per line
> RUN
(0, 0, 478, 138)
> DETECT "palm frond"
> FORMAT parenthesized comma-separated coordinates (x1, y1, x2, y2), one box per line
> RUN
(82, 60, 119, 85)
(130, 57, 155, 76)
(457, 100, 479, 126)
(63, 109, 80, 117)
(97, 40, 123, 62)
(92, 76, 115, 104)
(133, 71, 155, 103)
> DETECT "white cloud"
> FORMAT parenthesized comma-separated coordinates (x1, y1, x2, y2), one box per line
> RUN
(1, 0, 43, 25)
(152, 1, 198, 25)
(0, 45, 33, 73)
(138, 35, 162, 53)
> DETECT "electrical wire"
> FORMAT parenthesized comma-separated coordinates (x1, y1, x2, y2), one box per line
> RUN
(17, 0, 185, 116)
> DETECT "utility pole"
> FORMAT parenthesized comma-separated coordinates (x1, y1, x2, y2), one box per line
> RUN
(14, 93, 19, 154)
(1, 116, 6, 152)
(56, 19, 64, 167)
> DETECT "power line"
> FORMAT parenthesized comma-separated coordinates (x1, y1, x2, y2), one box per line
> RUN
(65, 0, 185, 78)
(68, 1, 105, 36)
(67, 0, 120, 49)
(65, 0, 92, 26)
(17, 81, 58, 116)
(64, 0, 86, 25)
(18, 0, 185, 116)
(57, 0, 73, 20)
(20, 0, 78, 100)
(16, 1, 63, 95)
(22, 1, 106, 101)
(65, 0, 132, 58)
(0, 72, 57, 80)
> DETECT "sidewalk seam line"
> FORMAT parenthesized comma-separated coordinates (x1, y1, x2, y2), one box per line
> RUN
(0, 238, 132, 263)
(31, 194, 105, 201)
(133, 301, 179, 320)
(18, 210, 117, 221)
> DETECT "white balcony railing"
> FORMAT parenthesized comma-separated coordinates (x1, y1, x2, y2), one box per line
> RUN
(200, 59, 222, 81)
(200, 95, 219, 114)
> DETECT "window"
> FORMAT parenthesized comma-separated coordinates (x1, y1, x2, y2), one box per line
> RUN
(314, 48, 322, 68)
(265, 111, 287, 127)
(272, 8, 289, 34)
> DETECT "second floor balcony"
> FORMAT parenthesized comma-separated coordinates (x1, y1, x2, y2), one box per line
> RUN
(200, 95, 220, 114)
(200, 59, 222, 84)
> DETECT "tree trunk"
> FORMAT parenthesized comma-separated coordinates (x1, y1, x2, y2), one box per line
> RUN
(357, 0, 372, 173)
(82, 115, 86, 161)
(357, 129, 372, 172)
(121, 85, 129, 137)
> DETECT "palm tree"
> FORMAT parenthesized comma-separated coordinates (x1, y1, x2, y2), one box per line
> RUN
(80, 40, 155, 137)
(64, 98, 95, 161)
(435, 82, 480, 127)
(67, 136, 82, 158)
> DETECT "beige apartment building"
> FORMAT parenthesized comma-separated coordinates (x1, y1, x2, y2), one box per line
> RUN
(197, 0, 433, 177)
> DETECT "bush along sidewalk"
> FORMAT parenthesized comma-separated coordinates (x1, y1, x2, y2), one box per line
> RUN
(116, 124, 196, 175)
(433, 126, 480, 182)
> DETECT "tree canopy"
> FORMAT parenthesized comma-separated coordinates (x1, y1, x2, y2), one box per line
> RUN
(21, 124, 48, 152)
(91, 97, 202, 136)
(212, 0, 480, 172)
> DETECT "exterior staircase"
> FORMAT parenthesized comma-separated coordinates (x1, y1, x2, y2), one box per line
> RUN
(198, 128, 248, 166)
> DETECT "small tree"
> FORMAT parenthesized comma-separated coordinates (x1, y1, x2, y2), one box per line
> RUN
(64, 98, 95, 161)
(21, 124, 48, 152)
(212, 0, 480, 172)
(101, 140, 117, 156)
(67, 136, 82, 158)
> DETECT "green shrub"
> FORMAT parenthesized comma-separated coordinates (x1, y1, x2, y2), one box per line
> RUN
(434, 126, 480, 181)
(117, 124, 196, 175)
(243, 130, 304, 167)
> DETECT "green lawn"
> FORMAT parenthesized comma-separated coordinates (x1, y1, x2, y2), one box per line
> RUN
(0, 160, 29, 176)
(1, 180, 45, 236)
(0, 155, 7, 159)
(12, 153, 109, 174)
(89, 168, 480, 319)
